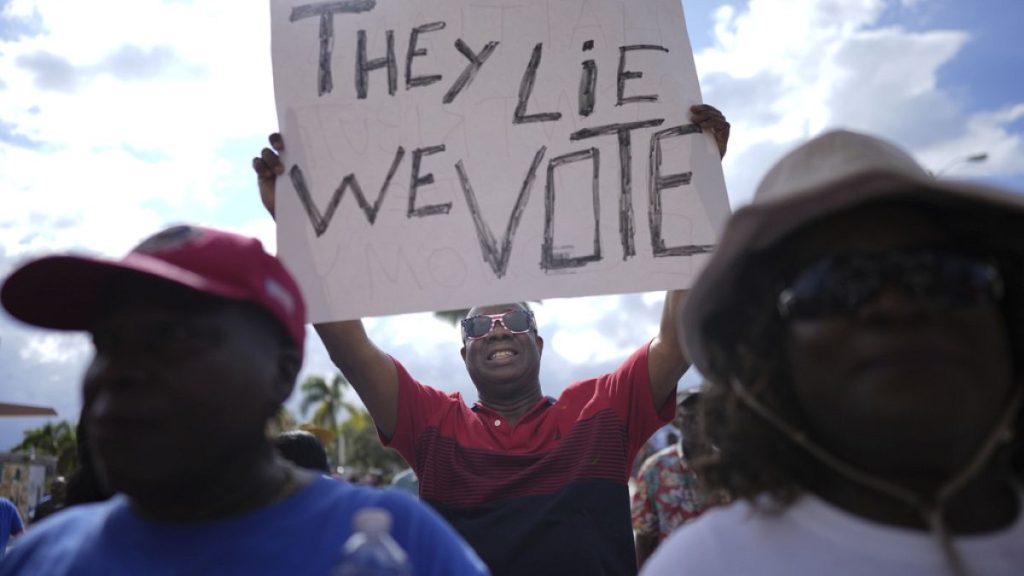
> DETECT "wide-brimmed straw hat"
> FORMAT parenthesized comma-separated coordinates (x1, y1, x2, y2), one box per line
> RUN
(682, 129, 1024, 380)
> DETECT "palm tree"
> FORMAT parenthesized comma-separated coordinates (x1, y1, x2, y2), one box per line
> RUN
(12, 420, 78, 476)
(299, 374, 358, 464)
(339, 406, 406, 482)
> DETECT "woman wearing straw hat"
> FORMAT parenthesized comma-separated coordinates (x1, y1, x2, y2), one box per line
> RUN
(642, 131, 1024, 576)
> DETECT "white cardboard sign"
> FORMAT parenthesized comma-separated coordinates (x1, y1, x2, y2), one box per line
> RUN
(270, 0, 730, 321)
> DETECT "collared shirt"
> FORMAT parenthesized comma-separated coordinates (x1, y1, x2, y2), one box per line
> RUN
(631, 444, 710, 540)
(383, 344, 673, 576)
(469, 395, 556, 436)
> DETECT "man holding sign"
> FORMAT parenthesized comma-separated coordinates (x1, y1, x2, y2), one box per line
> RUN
(254, 105, 726, 575)
(259, 0, 729, 573)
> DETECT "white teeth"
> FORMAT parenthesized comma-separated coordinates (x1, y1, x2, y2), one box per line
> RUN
(489, 350, 515, 360)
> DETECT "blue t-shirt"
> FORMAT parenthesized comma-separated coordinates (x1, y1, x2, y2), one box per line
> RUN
(1, 476, 488, 575)
(0, 498, 24, 561)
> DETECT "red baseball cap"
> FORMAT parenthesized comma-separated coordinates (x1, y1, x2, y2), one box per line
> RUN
(1, 225, 306, 355)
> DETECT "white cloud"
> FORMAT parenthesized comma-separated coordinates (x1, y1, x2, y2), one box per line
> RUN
(18, 333, 89, 364)
(0, 0, 276, 262)
(551, 328, 630, 365)
(918, 103, 1024, 178)
(543, 294, 658, 365)
(0, 316, 84, 425)
(697, 0, 1024, 205)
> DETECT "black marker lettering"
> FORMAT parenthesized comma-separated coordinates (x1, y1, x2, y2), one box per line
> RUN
(408, 145, 451, 217)
(290, 0, 378, 97)
(616, 44, 669, 106)
(317, 12, 335, 96)
(456, 146, 547, 278)
(443, 39, 500, 104)
(541, 148, 602, 271)
(356, 29, 397, 99)
(570, 119, 664, 260)
(513, 43, 562, 124)
(406, 21, 445, 89)
(290, 0, 376, 19)
(289, 147, 405, 236)
(578, 40, 596, 117)
(649, 125, 715, 257)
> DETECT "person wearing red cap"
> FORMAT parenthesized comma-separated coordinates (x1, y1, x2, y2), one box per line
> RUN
(641, 131, 1024, 576)
(253, 106, 731, 576)
(0, 225, 488, 575)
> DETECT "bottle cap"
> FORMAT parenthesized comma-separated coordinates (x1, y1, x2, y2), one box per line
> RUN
(353, 507, 393, 533)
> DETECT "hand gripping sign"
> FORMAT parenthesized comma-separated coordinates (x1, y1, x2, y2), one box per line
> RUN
(270, 0, 730, 321)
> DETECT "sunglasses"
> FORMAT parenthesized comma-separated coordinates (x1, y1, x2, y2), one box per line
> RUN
(777, 249, 1004, 320)
(461, 309, 536, 340)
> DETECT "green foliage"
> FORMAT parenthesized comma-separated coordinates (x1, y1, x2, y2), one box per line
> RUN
(12, 420, 78, 476)
(295, 373, 408, 478)
(298, 373, 358, 466)
(339, 407, 405, 482)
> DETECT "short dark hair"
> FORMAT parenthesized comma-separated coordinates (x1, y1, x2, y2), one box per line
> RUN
(464, 301, 533, 318)
(273, 431, 330, 473)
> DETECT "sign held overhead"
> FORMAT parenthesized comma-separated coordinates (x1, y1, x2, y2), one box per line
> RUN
(271, 0, 730, 321)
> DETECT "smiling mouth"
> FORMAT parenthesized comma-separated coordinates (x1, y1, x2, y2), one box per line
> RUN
(488, 350, 518, 361)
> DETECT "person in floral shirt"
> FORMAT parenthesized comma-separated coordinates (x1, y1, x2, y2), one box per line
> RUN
(632, 389, 722, 567)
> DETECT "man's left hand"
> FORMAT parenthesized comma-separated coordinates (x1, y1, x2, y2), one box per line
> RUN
(690, 104, 730, 159)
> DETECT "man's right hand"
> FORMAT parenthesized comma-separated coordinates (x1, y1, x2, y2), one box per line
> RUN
(252, 133, 285, 218)
(252, 132, 401, 437)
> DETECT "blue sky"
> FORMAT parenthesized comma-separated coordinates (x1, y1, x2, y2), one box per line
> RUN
(886, 1, 1023, 109)
(1, 0, 1023, 450)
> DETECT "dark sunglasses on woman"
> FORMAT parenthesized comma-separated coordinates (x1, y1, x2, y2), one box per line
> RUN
(777, 249, 1004, 320)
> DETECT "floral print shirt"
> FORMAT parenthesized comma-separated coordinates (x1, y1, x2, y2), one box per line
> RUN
(631, 444, 711, 540)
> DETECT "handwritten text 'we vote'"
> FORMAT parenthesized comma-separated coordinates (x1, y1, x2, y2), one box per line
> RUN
(287, 1, 711, 278)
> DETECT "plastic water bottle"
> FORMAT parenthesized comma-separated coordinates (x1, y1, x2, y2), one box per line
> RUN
(332, 508, 412, 576)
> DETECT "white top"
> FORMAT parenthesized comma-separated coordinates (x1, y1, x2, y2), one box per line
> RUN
(641, 494, 1024, 576)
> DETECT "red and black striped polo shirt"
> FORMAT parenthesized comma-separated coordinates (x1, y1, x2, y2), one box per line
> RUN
(384, 344, 674, 576)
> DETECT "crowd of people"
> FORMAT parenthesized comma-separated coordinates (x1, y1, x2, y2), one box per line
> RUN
(0, 99, 1022, 576)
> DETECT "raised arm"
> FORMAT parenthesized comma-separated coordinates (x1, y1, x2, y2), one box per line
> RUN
(314, 322, 399, 437)
(253, 136, 401, 437)
(646, 105, 730, 410)
(647, 290, 689, 412)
